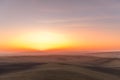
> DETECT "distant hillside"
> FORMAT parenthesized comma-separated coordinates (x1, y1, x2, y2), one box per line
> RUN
(86, 51, 120, 58)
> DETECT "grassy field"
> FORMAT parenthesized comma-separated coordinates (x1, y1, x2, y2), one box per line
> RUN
(0, 55, 119, 80)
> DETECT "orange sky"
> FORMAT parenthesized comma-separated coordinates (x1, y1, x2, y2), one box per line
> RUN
(0, 28, 120, 52)
(0, 0, 120, 53)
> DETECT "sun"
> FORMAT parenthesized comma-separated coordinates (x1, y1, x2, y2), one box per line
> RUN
(12, 31, 71, 51)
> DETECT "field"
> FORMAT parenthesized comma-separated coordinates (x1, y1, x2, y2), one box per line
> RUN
(0, 55, 120, 80)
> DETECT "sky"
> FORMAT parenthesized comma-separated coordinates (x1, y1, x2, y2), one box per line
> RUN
(0, 0, 120, 53)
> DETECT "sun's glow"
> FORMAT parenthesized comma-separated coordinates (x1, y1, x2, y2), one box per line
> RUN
(11, 31, 72, 51)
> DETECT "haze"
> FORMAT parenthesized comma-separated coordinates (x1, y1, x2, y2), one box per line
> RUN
(0, 0, 120, 53)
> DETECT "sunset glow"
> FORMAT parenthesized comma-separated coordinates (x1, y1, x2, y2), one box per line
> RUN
(9, 31, 73, 51)
(0, 0, 120, 54)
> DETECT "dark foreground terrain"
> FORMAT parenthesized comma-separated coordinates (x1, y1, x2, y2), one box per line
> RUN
(0, 55, 120, 80)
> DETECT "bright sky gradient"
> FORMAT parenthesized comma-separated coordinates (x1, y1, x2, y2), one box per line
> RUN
(0, 0, 120, 52)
